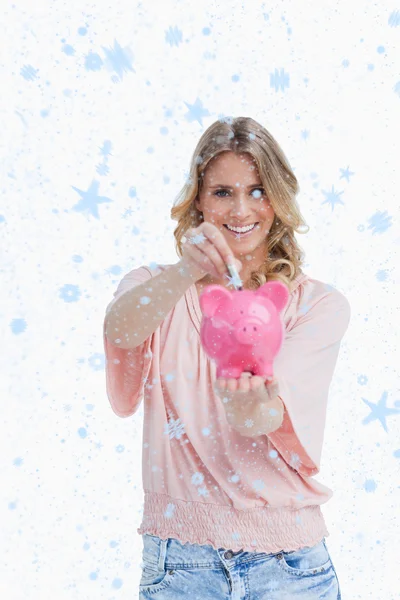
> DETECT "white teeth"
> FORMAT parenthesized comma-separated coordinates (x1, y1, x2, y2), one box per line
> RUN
(226, 223, 256, 233)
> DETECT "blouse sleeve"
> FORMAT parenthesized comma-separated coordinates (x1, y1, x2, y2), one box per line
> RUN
(267, 283, 351, 478)
(103, 266, 154, 418)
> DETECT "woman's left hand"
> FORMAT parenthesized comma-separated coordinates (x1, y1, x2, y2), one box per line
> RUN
(215, 371, 275, 395)
(213, 372, 282, 436)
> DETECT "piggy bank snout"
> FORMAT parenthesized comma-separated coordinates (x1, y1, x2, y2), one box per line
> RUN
(234, 317, 268, 344)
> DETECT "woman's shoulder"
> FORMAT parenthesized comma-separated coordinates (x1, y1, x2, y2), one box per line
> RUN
(288, 270, 350, 323)
(295, 271, 349, 301)
(134, 262, 176, 277)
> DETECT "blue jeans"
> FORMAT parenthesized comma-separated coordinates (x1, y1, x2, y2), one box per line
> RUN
(139, 533, 342, 599)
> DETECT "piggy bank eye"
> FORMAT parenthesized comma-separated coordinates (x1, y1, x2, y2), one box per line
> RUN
(240, 310, 243, 314)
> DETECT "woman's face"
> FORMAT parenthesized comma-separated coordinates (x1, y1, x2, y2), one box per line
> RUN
(195, 151, 275, 259)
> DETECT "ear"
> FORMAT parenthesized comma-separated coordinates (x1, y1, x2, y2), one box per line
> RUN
(255, 281, 290, 313)
(198, 285, 233, 317)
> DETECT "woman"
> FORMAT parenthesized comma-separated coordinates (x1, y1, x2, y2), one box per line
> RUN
(103, 116, 350, 599)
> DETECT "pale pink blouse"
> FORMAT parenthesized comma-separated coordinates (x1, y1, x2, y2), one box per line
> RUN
(103, 263, 351, 553)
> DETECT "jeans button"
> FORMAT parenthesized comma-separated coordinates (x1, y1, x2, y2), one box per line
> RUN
(224, 551, 233, 559)
(276, 553, 283, 559)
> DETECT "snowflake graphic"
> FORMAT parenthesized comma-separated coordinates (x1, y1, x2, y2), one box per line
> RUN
(376, 269, 389, 282)
(20, 65, 38, 81)
(88, 353, 105, 371)
(96, 162, 109, 176)
(102, 39, 135, 81)
(388, 10, 400, 27)
(164, 503, 176, 518)
(165, 26, 183, 47)
(339, 166, 355, 181)
(289, 452, 301, 470)
(84, 52, 103, 71)
(252, 479, 266, 492)
(184, 98, 210, 126)
(321, 185, 344, 211)
(270, 68, 290, 92)
(100, 140, 112, 156)
(164, 415, 186, 440)
(361, 390, 400, 432)
(188, 232, 207, 245)
(191, 472, 204, 485)
(367, 210, 392, 235)
(59, 283, 81, 303)
(10, 318, 27, 334)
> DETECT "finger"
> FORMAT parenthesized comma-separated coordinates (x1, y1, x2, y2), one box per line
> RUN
(266, 379, 280, 400)
(249, 375, 265, 392)
(201, 221, 233, 264)
(265, 376, 278, 388)
(238, 376, 251, 392)
(187, 224, 226, 274)
(200, 222, 236, 274)
(185, 227, 220, 277)
(186, 244, 220, 279)
(215, 378, 227, 391)
(226, 378, 238, 392)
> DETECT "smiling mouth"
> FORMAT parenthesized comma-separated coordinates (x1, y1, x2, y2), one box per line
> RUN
(223, 222, 259, 234)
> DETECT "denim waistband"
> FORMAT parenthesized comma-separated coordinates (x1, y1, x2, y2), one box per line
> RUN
(141, 533, 319, 570)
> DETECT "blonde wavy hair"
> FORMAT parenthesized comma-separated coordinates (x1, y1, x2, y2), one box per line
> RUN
(170, 116, 310, 292)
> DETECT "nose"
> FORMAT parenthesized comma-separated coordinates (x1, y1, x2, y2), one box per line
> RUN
(229, 195, 253, 218)
(234, 318, 264, 345)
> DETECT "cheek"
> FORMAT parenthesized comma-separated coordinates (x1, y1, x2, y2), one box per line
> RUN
(259, 203, 274, 218)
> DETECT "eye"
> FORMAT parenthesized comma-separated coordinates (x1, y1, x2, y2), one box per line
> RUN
(214, 188, 265, 198)
(214, 189, 230, 198)
(251, 187, 264, 198)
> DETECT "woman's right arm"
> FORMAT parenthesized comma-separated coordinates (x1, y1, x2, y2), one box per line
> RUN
(104, 221, 242, 350)
(104, 261, 195, 350)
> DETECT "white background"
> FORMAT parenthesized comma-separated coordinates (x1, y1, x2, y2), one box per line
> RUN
(1, 0, 400, 598)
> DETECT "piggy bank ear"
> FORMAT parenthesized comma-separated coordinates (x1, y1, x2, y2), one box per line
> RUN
(198, 285, 232, 317)
(256, 281, 289, 313)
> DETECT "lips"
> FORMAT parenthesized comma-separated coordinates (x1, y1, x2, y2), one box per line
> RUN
(223, 223, 260, 238)
(224, 222, 259, 229)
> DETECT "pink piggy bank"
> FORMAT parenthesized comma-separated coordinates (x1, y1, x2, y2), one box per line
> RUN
(199, 282, 289, 380)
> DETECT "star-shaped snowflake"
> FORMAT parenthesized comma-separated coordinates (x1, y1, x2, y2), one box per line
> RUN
(184, 98, 211, 126)
(321, 185, 344, 212)
(339, 166, 355, 182)
(71, 180, 112, 219)
(362, 390, 400, 432)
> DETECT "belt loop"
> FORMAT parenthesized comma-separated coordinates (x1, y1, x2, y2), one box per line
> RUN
(157, 538, 168, 570)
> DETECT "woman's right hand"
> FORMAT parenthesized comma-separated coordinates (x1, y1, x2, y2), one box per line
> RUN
(179, 222, 242, 283)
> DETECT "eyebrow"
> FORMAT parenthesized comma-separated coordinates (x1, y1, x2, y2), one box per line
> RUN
(207, 183, 263, 189)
